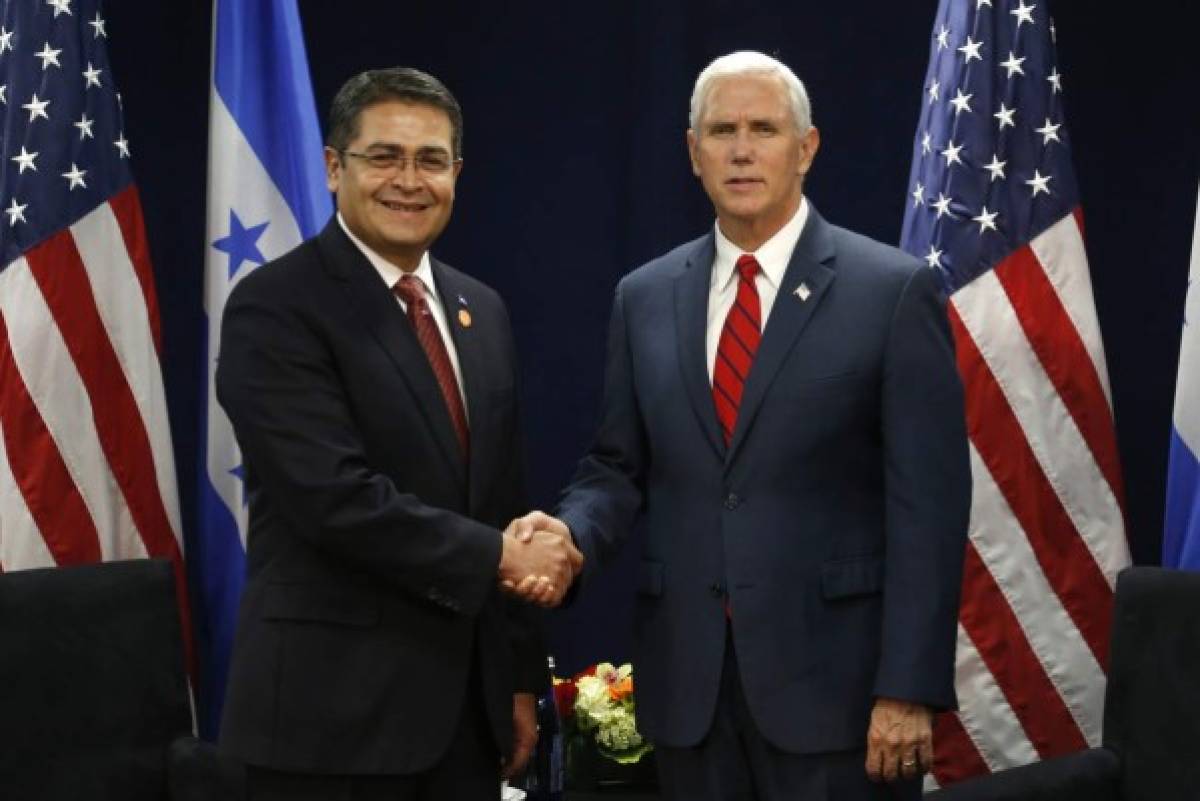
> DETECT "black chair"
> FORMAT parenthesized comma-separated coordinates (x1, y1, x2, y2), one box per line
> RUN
(0, 558, 243, 801)
(929, 566, 1200, 801)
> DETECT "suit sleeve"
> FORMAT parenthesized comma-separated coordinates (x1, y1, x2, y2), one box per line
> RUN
(873, 265, 971, 709)
(556, 280, 649, 579)
(216, 279, 501, 617)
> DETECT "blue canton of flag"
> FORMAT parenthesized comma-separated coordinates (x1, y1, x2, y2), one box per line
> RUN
(199, 0, 330, 739)
(901, 0, 1078, 289)
(1, 0, 130, 262)
(1163, 185, 1200, 569)
(901, 0, 1129, 789)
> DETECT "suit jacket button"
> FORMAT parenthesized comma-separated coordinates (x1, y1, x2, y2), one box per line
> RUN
(724, 493, 740, 510)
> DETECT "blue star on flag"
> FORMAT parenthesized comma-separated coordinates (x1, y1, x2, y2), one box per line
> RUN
(212, 210, 268, 279)
(228, 463, 248, 508)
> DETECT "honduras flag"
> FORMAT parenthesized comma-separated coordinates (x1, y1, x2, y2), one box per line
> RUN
(1164, 183, 1200, 570)
(199, 0, 331, 738)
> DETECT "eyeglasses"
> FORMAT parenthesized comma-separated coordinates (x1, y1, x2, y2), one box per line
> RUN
(339, 148, 459, 175)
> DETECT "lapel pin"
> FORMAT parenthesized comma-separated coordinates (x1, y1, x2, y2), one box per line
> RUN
(457, 293, 469, 307)
(794, 282, 812, 302)
(458, 308, 473, 328)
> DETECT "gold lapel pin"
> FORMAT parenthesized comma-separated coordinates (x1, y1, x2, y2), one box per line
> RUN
(458, 308, 473, 328)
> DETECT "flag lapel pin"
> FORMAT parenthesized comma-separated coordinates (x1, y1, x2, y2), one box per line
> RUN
(794, 282, 811, 302)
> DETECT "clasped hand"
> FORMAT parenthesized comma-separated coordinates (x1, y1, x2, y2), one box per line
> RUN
(497, 510, 583, 607)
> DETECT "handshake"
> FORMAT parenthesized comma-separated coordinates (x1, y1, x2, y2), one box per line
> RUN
(497, 511, 584, 607)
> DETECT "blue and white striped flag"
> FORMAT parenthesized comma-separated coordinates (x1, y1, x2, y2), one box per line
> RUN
(1164, 184, 1200, 570)
(199, 0, 330, 737)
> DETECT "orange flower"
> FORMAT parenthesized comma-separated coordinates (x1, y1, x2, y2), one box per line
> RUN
(607, 675, 633, 701)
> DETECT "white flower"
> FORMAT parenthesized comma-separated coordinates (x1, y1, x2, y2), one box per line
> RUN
(573, 675, 611, 729)
(594, 662, 632, 686)
(597, 712, 643, 751)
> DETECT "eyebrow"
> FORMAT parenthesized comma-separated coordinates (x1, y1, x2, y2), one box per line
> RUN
(704, 117, 781, 129)
(361, 142, 452, 154)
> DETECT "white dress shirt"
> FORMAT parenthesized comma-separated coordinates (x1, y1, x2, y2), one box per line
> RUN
(337, 213, 468, 414)
(706, 197, 810, 381)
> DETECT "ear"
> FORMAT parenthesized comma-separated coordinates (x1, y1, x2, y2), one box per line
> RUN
(324, 147, 342, 193)
(686, 129, 702, 177)
(452, 158, 464, 180)
(797, 127, 820, 178)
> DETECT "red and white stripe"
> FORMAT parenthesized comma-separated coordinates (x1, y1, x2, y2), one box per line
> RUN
(0, 186, 190, 659)
(929, 210, 1131, 788)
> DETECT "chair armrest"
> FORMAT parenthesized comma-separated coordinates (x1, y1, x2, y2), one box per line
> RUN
(166, 736, 246, 801)
(927, 748, 1121, 801)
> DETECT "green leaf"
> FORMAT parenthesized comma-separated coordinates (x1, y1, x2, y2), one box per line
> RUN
(597, 742, 655, 764)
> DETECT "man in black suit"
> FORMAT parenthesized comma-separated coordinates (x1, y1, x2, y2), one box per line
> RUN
(216, 67, 581, 800)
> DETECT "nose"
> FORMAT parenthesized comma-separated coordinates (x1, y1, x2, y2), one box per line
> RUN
(730, 129, 754, 164)
(389, 160, 423, 189)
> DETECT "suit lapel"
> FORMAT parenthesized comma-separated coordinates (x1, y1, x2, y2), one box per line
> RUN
(726, 209, 837, 467)
(674, 233, 726, 460)
(430, 261, 490, 514)
(316, 222, 467, 485)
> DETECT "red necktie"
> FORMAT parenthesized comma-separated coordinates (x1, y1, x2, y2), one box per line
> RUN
(393, 275, 470, 459)
(712, 254, 762, 447)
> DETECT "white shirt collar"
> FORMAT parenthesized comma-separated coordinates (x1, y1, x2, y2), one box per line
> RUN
(712, 196, 809, 291)
(337, 212, 436, 296)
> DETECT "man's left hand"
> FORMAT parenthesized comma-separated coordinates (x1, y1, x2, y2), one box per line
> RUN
(865, 697, 933, 782)
(503, 692, 538, 780)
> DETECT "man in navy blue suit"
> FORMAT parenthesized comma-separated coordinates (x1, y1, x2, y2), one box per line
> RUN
(514, 52, 970, 799)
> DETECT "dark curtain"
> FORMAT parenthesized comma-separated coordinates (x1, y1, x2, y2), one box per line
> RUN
(107, 0, 1199, 675)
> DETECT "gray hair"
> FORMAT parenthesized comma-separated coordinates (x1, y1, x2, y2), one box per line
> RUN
(688, 51, 812, 134)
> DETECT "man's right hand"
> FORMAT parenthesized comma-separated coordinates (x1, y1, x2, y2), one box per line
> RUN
(498, 511, 582, 606)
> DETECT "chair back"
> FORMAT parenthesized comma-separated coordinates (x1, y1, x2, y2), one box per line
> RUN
(0, 558, 192, 800)
(1103, 566, 1200, 801)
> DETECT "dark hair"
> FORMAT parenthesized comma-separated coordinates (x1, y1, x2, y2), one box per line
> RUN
(326, 67, 463, 158)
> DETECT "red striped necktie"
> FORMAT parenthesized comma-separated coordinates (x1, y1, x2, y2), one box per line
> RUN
(712, 254, 762, 447)
(393, 275, 470, 459)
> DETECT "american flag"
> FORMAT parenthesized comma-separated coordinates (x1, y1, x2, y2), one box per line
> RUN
(900, 0, 1131, 788)
(0, 1, 188, 652)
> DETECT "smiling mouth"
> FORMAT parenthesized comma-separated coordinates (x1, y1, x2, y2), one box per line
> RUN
(379, 199, 428, 212)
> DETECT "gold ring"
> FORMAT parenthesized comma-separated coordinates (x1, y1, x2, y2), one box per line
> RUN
(902, 759, 917, 767)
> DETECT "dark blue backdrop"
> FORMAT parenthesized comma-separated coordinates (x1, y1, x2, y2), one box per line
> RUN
(105, 1, 1198, 677)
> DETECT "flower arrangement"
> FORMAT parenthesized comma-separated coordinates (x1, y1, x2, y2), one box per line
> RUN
(554, 662, 653, 765)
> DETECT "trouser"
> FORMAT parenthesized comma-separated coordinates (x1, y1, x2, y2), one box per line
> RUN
(655, 626, 922, 801)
